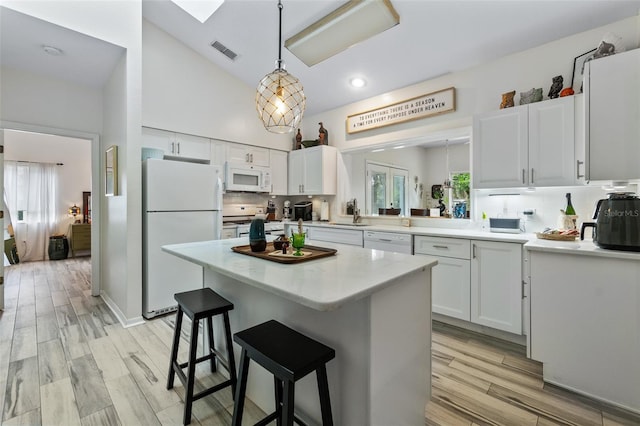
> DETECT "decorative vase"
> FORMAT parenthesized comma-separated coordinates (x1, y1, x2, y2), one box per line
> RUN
(249, 218, 267, 252)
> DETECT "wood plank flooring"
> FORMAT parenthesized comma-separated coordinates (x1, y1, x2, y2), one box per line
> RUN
(1, 258, 639, 425)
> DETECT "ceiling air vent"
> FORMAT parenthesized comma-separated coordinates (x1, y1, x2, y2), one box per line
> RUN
(211, 41, 237, 61)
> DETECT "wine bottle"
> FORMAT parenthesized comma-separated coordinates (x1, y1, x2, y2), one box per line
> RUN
(565, 193, 576, 215)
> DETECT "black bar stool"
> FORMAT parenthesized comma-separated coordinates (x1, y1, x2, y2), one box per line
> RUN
(231, 320, 335, 426)
(167, 288, 237, 425)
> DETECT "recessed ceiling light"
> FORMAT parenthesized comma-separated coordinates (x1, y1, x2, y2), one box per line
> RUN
(371, 148, 385, 153)
(350, 77, 366, 88)
(393, 145, 405, 149)
(42, 45, 63, 56)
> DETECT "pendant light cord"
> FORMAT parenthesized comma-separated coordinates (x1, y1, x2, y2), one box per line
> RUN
(277, 0, 283, 70)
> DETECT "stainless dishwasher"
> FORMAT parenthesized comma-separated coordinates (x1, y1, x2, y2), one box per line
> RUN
(363, 231, 412, 254)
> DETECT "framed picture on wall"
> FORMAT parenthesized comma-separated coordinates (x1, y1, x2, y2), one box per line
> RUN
(571, 48, 597, 93)
(105, 145, 118, 196)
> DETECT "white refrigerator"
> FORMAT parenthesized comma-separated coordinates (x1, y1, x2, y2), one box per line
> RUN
(142, 159, 222, 319)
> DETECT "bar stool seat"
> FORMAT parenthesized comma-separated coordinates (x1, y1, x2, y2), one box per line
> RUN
(232, 320, 335, 426)
(167, 288, 237, 425)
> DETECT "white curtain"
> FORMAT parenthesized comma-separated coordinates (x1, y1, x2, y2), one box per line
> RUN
(4, 161, 58, 262)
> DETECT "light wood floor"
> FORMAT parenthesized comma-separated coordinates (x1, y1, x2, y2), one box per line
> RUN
(1, 258, 639, 425)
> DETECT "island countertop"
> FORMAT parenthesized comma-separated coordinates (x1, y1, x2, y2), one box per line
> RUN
(162, 237, 437, 311)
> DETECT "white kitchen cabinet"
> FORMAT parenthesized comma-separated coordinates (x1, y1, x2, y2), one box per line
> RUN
(585, 48, 640, 181)
(573, 94, 587, 184)
(307, 226, 363, 247)
(210, 139, 227, 168)
(269, 150, 288, 195)
(142, 127, 211, 162)
(472, 97, 575, 188)
(473, 106, 528, 188)
(221, 227, 237, 240)
(528, 97, 575, 186)
(470, 240, 522, 334)
(529, 250, 640, 412)
(227, 144, 270, 167)
(414, 236, 471, 321)
(288, 145, 337, 195)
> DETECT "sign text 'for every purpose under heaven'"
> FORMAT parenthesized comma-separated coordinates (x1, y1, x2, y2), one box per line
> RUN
(346, 87, 456, 134)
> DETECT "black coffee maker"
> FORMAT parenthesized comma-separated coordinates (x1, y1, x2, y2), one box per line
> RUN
(294, 201, 312, 221)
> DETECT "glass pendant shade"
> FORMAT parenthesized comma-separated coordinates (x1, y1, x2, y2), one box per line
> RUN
(256, 67, 305, 134)
(256, 1, 306, 134)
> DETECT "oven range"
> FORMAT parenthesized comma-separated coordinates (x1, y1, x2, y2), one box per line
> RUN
(222, 204, 285, 239)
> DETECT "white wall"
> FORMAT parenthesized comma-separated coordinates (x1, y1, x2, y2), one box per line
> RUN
(142, 20, 292, 151)
(0, 66, 103, 133)
(312, 15, 639, 227)
(3, 130, 91, 235)
(302, 16, 640, 152)
(2, 0, 144, 325)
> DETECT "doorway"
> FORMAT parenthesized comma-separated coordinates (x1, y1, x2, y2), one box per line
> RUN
(0, 124, 101, 298)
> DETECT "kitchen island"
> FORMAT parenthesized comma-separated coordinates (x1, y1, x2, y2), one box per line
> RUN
(163, 238, 437, 425)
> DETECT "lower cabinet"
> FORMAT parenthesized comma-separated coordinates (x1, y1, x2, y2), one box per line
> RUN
(414, 236, 471, 321)
(470, 240, 522, 334)
(415, 236, 523, 334)
(307, 227, 363, 247)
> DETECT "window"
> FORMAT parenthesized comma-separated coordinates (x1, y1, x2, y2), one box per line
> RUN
(366, 161, 409, 215)
(448, 171, 470, 219)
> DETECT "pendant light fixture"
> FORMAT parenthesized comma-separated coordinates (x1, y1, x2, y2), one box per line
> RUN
(256, 0, 306, 134)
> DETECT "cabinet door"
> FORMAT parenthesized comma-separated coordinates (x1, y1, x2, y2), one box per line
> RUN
(473, 106, 528, 188)
(174, 133, 211, 161)
(227, 144, 251, 163)
(470, 240, 522, 334)
(528, 97, 575, 186)
(270, 150, 288, 195)
(210, 140, 227, 168)
(573, 94, 587, 185)
(227, 144, 270, 166)
(248, 147, 270, 167)
(142, 127, 173, 154)
(431, 256, 471, 321)
(288, 149, 304, 194)
(586, 49, 640, 181)
(307, 227, 363, 246)
(303, 147, 325, 194)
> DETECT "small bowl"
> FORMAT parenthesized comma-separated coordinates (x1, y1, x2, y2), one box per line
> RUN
(273, 235, 288, 250)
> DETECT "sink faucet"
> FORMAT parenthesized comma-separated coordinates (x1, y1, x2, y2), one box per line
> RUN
(352, 199, 361, 224)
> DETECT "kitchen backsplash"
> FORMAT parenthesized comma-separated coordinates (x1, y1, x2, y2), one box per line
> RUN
(222, 192, 335, 221)
(473, 184, 638, 233)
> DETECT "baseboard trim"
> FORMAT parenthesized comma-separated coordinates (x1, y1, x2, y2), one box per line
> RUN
(433, 313, 526, 346)
(100, 292, 145, 328)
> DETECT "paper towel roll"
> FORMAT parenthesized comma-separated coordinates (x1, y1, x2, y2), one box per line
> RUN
(320, 200, 329, 221)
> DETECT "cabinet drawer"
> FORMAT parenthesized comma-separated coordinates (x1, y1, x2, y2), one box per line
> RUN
(414, 236, 470, 259)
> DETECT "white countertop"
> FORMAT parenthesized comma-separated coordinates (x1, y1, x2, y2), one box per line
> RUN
(162, 237, 437, 311)
(524, 238, 640, 260)
(290, 221, 533, 243)
(292, 221, 640, 259)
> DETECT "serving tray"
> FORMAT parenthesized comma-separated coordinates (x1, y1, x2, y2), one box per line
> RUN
(535, 232, 578, 241)
(231, 242, 337, 264)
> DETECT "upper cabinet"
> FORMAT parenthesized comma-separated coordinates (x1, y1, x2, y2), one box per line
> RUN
(226, 144, 270, 167)
(473, 97, 575, 188)
(269, 150, 288, 196)
(585, 48, 640, 181)
(288, 145, 337, 195)
(142, 127, 211, 162)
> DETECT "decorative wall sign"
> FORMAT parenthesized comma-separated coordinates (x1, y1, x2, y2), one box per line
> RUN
(347, 87, 455, 134)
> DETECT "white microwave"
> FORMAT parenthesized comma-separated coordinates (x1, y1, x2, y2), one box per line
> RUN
(225, 162, 271, 192)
